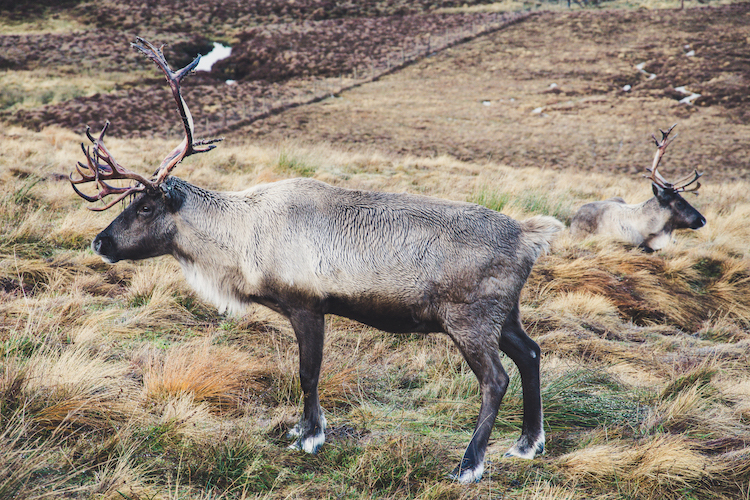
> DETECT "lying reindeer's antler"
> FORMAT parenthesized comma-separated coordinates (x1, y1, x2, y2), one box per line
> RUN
(70, 37, 223, 210)
(644, 123, 702, 194)
(671, 167, 702, 193)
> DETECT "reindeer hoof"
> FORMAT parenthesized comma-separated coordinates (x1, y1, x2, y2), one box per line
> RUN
(288, 431, 325, 454)
(504, 433, 545, 459)
(449, 462, 485, 484)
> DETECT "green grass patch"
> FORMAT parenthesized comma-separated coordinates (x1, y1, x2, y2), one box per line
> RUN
(513, 190, 575, 223)
(186, 437, 281, 494)
(468, 189, 511, 212)
(469, 188, 574, 222)
(277, 151, 316, 178)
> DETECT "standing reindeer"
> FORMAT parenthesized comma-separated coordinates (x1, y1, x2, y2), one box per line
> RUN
(70, 38, 563, 483)
(570, 125, 705, 252)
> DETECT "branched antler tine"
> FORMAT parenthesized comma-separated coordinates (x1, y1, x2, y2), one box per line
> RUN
(681, 181, 701, 194)
(71, 145, 97, 182)
(87, 190, 140, 211)
(673, 169, 702, 188)
(659, 123, 677, 140)
(79, 139, 114, 175)
(70, 146, 112, 201)
(71, 123, 153, 209)
(674, 170, 702, 194)
(645, 124, 677, 187)
(81, 121, 153, 186)
(193, 137, 223, 150)
(153, 136, 189, 180)
(96, 140, 151, 185)
(70, 144, 101, 185)
(132, 38, 197, 176)
(70, 179, 104, 202)
(131, 36, 223, 183)
(73, 161, 93, 181)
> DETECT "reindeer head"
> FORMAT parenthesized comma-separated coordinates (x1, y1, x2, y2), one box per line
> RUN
(644, 124, 706, 231)
(71, 37, 222, 262)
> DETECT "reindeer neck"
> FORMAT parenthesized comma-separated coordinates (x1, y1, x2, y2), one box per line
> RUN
(166, 177, 255, 260)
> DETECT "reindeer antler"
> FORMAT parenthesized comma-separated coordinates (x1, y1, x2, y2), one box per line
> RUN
(643, 123, 702, 194)
(71, 37, 223, 210)
(672, 169, 702, 193)
(70, 122, 155, 211)
(131, 37, 222, 183)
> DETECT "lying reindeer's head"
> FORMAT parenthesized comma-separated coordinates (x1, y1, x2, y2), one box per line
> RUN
(70, 37, 222, 263)
(644, 124, 706, 232)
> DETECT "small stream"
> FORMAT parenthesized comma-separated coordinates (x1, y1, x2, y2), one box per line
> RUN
(195, 42, 232, 72)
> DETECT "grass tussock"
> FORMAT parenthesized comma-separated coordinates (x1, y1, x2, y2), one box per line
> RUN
(527, 239, 750, 331)
(22, 344, 138, 432)
(557, 434, 709, 495)
(141, 339, 277, 413)
(1, 127, 749, 498)
(349, 436, 451, 496)
(0, 411, 77, 499)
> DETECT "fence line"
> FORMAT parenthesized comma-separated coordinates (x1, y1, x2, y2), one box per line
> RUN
(203, 10, 533, 137)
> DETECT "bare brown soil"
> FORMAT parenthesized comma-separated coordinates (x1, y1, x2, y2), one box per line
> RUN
(7, 10, 525, 139)
(212, 13, 505, 82)
(241, 3, 750, 183)
(3, 3, 748, 184)
(1, 0, 499, 34)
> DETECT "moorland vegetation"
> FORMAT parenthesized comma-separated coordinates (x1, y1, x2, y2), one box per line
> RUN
(1, 0, 749, 498)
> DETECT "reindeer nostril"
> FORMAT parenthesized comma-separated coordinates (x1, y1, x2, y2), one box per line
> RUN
(92, 235, 111, 256)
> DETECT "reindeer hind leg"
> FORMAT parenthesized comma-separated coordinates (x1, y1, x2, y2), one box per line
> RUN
(500, 302, 545, 459)
(443, 308, 510, 483)
(287, 309, 327, 454)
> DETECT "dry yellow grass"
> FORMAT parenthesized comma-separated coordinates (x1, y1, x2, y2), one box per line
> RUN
(557, 434, 710, 495)
(140, 338, 277, 412)
(22, 344, 139, 431)
(438, 0, 742, 13)
(1, 3, 748, 497)
(1, 124, 749, 497)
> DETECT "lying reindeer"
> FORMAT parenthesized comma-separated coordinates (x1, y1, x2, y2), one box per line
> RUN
(70, 38, 563, 483)
(570, 125, 705, 252)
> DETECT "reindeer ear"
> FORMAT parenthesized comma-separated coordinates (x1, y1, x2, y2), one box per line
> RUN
(160, 180, 185, 211)
(652, 182, 674, 205)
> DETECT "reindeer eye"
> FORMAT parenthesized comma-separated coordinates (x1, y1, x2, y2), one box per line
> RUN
(138, 205, 152, 215)
(676, 200, 685, 209)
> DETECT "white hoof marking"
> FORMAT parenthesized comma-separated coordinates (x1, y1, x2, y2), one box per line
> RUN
(289, 431, 325, 454)
(287, 422, 302, 438)
(453, 463, 485, 484)
(505, 431, 545, 459)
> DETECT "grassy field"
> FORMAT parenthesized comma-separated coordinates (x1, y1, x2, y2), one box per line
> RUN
(2, 124, 750, 499)
(2, 1, 750, 499)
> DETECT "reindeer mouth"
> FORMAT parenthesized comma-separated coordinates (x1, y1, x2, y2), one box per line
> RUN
(91, 235, 118, 263)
